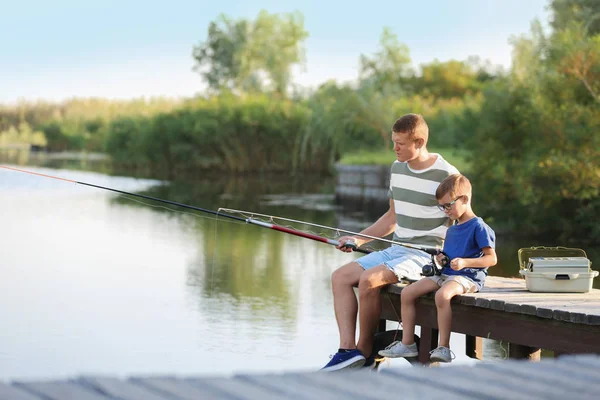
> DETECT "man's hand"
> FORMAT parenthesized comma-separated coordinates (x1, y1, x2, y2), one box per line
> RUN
(336, 236, 364, 252)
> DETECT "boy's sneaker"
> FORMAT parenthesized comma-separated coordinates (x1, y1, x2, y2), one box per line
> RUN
(378, 341, 418, 358)
(429, 346, 455, 363)
(320, 350, 366, 371)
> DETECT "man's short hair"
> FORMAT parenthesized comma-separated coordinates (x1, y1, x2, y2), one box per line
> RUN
(436, 174, 472, 200)
(392, 114, 429, 142)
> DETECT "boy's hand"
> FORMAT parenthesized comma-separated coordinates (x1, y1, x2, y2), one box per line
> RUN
(450, 258, 466, 271)
(435, 253, 447, 265)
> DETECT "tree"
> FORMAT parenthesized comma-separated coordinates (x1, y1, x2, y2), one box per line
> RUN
(192, 11, 308, 96)
(550, 0, 600, 36)
(358, 27, 413, 93)
(415, 59, 481, 98)
(551, 22, 600, 103)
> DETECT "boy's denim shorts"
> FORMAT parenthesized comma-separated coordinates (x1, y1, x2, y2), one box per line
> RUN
(356, 245, 431, 281)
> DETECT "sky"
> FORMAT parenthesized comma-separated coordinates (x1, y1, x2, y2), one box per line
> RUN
(1, 0, 551, 104)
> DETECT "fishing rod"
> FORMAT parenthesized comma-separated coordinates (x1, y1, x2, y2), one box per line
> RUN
(0, 165, 371, 254)
(220, 207, 442, 255)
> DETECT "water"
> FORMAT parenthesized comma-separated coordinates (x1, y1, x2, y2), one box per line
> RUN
(0, 158, 595, 380)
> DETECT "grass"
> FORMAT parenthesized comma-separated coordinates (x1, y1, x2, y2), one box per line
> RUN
(338, 147, 471, 173)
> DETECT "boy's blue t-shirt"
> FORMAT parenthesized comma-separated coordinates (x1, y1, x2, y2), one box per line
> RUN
(441, 217, 496, 291)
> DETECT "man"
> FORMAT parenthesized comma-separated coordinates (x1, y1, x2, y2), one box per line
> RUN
(321, 113, 459, 371)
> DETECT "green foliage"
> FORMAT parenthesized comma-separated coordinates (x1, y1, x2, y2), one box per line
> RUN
(101, 94, 326, 175)
(413, 59, 483, 98)
(463, 6, 600, 241)
(359, 27, 413, 93)
(192, 10, 308, 95)
(0, 122, 47, 147)
(550, 0, 600, 35)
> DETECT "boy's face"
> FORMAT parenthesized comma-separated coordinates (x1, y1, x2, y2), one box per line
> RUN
(391, 131, 420, 162)
(437, 193, 467, 221)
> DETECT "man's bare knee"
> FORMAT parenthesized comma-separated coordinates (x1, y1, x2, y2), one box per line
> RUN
(332, 262, 363, 287)
(357, 265, 397, 293)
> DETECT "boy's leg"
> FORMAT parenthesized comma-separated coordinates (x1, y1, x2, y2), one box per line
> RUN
(355, 265, 398, 357)
(378, 278, 440, 359)
(400, 278, 441, 345)
(331, 261, 364, 349)
(434, 280, 468, 347)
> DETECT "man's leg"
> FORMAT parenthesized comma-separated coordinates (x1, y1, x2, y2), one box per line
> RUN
(331, 261, 364, 349)
(356, 265, 399, 357)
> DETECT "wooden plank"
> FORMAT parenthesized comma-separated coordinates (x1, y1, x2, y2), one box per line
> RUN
(481, 359, 600, 396)
(186, 376, 287, 400)
(381, 365, 533, 400)
(555, 353, 600, 369)
(439, 362, 575, 399)
(236, 373, 341, 399)
(12, 381, 109, 400)
(78, 376, 173, 400)
(131, 377, 230, 400)
(294, 370, 463, 400)
(0, 382, 44, 400)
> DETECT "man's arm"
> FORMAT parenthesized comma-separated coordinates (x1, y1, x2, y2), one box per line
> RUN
(337, 198, 397, 251)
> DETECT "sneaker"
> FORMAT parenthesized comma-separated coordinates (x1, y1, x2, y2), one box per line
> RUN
(362, 355, 376, 369)
(378, 341, 418, 358)
(320, 350, 366, 371)
(363, 353, 386, 370)
(429, 346, 455, 363)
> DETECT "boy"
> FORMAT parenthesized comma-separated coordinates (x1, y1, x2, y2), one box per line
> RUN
(378, 174, 497, 363)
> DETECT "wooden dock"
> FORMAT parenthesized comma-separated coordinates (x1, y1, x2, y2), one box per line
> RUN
(380, 276, 600, 363)
(1, 354, 600, 399)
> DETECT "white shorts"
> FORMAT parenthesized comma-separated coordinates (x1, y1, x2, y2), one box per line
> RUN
(427, 274, 477, 293)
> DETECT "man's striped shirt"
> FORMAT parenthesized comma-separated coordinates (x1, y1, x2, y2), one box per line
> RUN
(389, 154, 459, 247)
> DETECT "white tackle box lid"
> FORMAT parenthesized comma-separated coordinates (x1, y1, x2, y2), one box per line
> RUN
(518, 246, 589, 270)
(528, 257, 591, 273)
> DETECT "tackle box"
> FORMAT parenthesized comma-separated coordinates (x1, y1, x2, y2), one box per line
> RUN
(518, 246, 598, 293)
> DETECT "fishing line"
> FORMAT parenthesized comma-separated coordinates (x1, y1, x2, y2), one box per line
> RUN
(116, 194, 252, 230)
(1, 165, 371, 254)
(221, 207, 441, 252)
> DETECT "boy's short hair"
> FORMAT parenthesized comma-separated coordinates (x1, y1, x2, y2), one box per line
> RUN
(392, 114, 429, 142)
(436, 174, 472, 200)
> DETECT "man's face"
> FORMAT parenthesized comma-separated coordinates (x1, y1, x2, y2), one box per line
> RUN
(391, 131, 419, 162)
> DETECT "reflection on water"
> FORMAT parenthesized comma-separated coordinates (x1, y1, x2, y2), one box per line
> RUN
(1, 154, 597, 380)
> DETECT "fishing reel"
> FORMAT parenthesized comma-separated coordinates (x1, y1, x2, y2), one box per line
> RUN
(421, 250, 450, 277)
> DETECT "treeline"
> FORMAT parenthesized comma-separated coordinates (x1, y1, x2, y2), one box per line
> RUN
(0, 63, 487, 174)
(1, 0, 599, 241)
